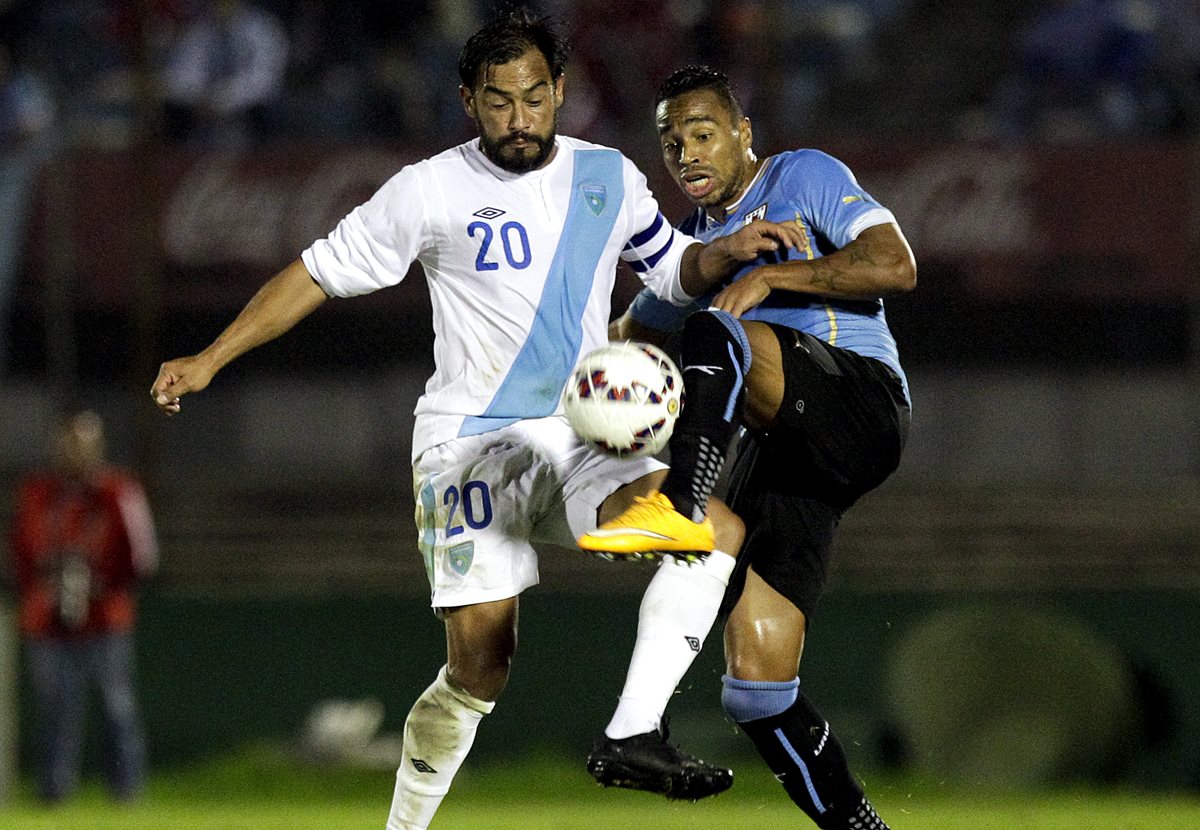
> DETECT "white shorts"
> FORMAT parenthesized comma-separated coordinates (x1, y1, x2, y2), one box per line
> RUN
(412, 415, 665, 609)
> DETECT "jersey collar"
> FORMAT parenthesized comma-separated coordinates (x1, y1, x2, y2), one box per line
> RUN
(706, 155, 774, 228)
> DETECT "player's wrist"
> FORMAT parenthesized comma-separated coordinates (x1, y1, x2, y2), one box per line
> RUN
(759, 264, 785, 291)
(696, 238, 722, 267)
(688, 241, 732, 293)
(191, 347, 224, 382)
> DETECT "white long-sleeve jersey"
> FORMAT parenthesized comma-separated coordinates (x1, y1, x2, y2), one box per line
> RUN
(302, 136, 698, 459)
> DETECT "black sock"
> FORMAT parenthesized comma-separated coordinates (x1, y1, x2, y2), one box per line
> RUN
(735, 692, 889, 830)
(661, 310, 750, 521)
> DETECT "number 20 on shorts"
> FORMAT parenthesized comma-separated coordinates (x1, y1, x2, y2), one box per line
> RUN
(444, 480, 494, 537)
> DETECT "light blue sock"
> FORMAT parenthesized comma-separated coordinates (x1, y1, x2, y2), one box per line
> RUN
(721, 675, 799, 723)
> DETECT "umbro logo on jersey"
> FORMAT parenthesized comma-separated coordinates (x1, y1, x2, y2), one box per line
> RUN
(743, 203, 768, 224)
(410, 758, 438, 774)
(684, 364, 723, 375)
(473, 207, 506, 219)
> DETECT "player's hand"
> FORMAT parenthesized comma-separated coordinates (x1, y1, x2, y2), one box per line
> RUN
(722, 219, 805, 262)
(150, 355, 215, 416)
(711, 270, 771, 317)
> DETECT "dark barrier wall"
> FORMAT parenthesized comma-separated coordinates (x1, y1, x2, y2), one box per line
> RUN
(18, 141, 1199, 309)
(19, 589, 1199, 789)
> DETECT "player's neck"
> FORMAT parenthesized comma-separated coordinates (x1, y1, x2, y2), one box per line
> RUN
(707, 154, 762, 223)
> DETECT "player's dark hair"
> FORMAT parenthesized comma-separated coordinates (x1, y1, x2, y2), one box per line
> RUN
(458, 4, 570, 88)
(656, 65, 744, 121)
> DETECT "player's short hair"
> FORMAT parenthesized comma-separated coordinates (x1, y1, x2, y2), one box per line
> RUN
(458, 4, 570, 88)
(655, 65, 744, 121)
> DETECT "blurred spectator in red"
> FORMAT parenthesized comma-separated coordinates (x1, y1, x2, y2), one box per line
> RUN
(8, 409, 159, 803)
(160, 0, 288, 148)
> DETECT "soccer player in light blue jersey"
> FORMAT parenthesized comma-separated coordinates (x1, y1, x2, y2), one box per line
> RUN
(150, 12, 807, 830)
(584, 66, 916, 829)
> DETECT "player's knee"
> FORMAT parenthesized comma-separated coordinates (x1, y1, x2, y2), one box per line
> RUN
(724, 613, 807, 680)
(446, 655, 512, 702)
(418, 665, 496, 722)
(444, 600, 517, 700)
(685, 309, 752, 374)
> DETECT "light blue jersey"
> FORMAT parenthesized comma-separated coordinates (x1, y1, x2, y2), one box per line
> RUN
(628, 149, 908, 401)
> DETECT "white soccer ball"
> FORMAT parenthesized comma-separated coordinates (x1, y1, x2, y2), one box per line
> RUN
(562, 341, 683, 458)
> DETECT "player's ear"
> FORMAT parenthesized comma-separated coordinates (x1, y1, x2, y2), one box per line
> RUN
(553, 73, 565, 108)
(459, 85, 476, 118)
(740, 116, 753, 153)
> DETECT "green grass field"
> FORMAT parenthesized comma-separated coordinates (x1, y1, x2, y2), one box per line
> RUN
(3, 745, 1199, 830)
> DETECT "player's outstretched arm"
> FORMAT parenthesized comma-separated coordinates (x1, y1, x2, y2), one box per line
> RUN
(678, 219, 807, 297)
(151, 258, 329, 415)
(712, 222, 916, 317)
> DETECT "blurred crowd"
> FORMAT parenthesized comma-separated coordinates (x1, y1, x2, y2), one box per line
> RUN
(0, 0, 1198, 157)
(6, 0, 1200, 372)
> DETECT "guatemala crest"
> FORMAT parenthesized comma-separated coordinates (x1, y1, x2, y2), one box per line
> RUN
(581, 184, 607, 215)
(447, 542, 475, 576)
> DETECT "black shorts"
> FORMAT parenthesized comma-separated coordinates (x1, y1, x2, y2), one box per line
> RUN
(720, 324, 910, 622)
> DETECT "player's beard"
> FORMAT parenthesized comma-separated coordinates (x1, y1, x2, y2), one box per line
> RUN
(480, 113, 558, 173)
(697, 156, 753, 210)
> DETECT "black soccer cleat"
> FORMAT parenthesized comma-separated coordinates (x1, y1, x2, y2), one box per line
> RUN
(587, 723, 733, 801)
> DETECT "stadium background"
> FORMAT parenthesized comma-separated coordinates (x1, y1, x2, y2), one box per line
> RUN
(1, 0, 1199, 815)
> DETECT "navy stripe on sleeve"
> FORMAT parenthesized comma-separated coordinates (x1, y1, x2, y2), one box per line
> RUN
(628, 212, 665, 248)
(641, 236, 674, 269)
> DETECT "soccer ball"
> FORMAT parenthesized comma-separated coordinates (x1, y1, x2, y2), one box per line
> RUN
(562, 341, 683, 458)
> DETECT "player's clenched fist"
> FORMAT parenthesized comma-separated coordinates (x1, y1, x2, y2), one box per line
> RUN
(150, 356, 214, 416)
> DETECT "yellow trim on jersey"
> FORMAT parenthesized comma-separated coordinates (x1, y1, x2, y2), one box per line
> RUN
(794, 212, 814, 260)
(794, 213, 835, 342)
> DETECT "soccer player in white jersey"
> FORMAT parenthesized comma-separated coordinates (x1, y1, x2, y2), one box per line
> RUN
(151, 9, 805, 829)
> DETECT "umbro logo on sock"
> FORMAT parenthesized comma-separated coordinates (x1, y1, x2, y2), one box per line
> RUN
(685, 636, 701, 652)
(410, 758, 439, 774)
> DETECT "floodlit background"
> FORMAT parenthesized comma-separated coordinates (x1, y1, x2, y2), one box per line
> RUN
(1, 0, 1199, 823)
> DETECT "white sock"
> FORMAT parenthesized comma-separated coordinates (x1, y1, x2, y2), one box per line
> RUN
(604, 551, 736, 739)
(386, 665, 495, 830)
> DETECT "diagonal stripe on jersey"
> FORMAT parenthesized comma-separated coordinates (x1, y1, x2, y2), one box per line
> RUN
(460, 149, 624, 436)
